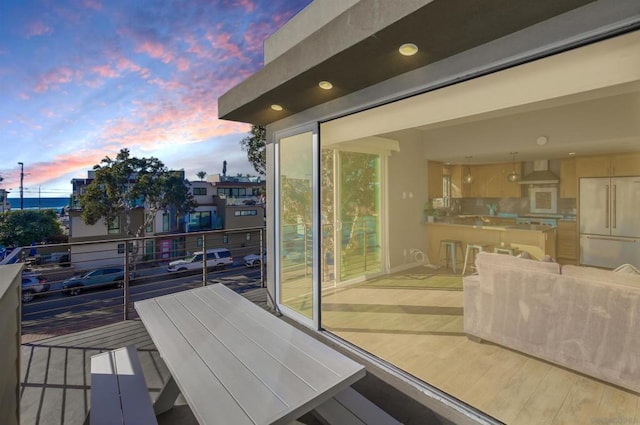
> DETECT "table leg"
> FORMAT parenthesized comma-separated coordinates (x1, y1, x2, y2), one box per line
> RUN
(153, 375, 181, 415)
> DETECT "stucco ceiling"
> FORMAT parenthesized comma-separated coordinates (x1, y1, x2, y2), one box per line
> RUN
(218, 0, 597, 125)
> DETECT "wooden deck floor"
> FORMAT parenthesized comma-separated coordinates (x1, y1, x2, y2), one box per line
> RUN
(20, 287, 270, 425)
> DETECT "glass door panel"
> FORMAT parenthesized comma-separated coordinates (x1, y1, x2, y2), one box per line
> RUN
(321, 149, 381, 285)
(278, 132, 314, 319)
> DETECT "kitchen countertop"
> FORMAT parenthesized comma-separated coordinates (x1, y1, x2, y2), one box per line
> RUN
(427, 220, 555, 233)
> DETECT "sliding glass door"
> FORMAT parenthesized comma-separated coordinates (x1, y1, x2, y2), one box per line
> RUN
(278, 131, 315, 320)
(321, 149, 382, 285)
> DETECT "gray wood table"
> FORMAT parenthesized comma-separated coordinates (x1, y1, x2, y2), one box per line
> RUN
(135, 283, 365, 425)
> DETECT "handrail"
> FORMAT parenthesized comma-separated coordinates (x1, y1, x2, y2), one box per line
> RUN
(19, 227, 266, 339)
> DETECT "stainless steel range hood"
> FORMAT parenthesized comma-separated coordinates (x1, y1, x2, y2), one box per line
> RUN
(519, 160, 559, 184)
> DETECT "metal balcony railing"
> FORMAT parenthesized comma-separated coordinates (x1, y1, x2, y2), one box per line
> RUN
(16, 227, 266, 339)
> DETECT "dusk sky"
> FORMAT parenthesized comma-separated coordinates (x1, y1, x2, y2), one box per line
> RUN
(0, 0, 312, 198)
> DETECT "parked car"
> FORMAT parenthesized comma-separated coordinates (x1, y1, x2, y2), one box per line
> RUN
(244, 252, 266, 267)
(22, 274, 49, 303)
(62, 266, 127, 295)
(167, 248, 233, 272)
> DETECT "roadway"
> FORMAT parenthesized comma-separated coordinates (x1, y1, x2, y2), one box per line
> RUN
(21, 262, 263, 337)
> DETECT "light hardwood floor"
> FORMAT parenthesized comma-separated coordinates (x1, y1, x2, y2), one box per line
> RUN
(316, 272, 640, 425)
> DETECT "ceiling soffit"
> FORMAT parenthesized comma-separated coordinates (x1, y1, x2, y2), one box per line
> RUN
(218, 0, 596, 125)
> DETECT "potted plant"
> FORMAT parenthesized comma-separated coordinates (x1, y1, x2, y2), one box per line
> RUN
(423, 202, 437, 222)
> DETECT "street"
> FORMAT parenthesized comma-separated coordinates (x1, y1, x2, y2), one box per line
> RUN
(21, 262, 263, 337)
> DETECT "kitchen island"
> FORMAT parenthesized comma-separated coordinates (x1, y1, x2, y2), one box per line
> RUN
(426, 221, 556, 265)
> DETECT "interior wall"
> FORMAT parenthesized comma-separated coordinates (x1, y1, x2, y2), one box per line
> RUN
(386, 130, 428, 270)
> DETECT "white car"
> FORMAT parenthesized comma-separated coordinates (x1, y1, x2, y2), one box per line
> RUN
(244, 252, 266, 267)
(167, 248, 233, 272)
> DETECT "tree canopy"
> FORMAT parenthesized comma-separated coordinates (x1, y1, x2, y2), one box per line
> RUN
(0, 209, 62, 247)
(239, 125, 266, 176)
(79, 148, 196, 238)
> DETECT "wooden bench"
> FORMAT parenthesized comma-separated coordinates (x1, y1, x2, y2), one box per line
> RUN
(313, 387, 402, 425)
(86, 345, 157, 425)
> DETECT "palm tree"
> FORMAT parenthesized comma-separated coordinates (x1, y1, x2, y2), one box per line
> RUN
(196, 171, 206, 181)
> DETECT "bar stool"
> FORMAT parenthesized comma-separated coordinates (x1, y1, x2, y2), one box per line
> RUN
(438, 240, 463, 273)
(462, 242, 490, 275)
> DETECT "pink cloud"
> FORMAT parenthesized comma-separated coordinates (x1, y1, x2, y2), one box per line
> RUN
(185, 35, 209, 59)
(34, 67, 74, 93)
(176, 57, 190, 72)
(92, 64, 118, 78)
(136, 39, 174, 64)
(148, 77, 184, 91)
(25, 20, 53, 38)
(205, 31, 244, 62)
(83, 0, 103, 11)
(243, 21, 272, 53)
(236, 0, 256, 13)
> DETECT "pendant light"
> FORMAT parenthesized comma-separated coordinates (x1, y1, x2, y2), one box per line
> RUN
(464, 156, 474, 184)
(507, 152, 520, 182)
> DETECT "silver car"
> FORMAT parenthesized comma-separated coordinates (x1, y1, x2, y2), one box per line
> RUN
(22, 274, 49, 303)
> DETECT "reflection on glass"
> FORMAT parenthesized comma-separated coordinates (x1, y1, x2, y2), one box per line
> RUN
(279, 132, 313, 319)
(321, 149, 381, 285)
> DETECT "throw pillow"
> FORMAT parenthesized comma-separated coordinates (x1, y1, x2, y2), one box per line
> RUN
(614, 263, 640, 275)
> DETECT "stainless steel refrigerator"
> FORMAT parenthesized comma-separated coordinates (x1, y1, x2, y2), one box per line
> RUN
(579, 176, 640, 268)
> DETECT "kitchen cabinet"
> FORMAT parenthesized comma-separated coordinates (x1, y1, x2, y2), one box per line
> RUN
(576, 153, 640, 178)
(559, 158, 577, 198)
(468, 163, 522, 198)
(428, 161, 443, 198)
(446, 165, 467, 198)
(557, 221, 577, 263)
(611, 152, 640, 176)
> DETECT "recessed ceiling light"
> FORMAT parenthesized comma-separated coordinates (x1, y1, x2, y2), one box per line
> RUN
(270, 104, 283, 111)
(318, 81, 333, 90)
(536, 136, 548, 146)
(398, 43, 418, 56)
(568, 152, 576, 156)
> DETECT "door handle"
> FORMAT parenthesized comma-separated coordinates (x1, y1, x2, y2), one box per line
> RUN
(586, 236, 636, 243)
(612, 184, 616, 229)
(605, 185, 609, 229)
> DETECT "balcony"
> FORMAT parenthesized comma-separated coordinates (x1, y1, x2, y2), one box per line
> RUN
(2, 228, 264, 424)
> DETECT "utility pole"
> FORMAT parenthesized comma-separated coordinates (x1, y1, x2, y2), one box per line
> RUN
(18, 162, 24, 210)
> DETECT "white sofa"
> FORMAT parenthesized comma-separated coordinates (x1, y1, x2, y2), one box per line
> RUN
(463, 252, 640, 393)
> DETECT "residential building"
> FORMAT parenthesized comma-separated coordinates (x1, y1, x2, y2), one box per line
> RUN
(219, 1, 640, 424)
(69, 170, 266, 268)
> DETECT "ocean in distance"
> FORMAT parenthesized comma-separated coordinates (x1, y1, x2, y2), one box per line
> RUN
(6, 197, 69, 211)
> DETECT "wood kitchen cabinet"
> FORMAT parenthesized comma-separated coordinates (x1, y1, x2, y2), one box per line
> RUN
(468, 163, 522, 198)
(446, 165, 467, 198)
(576, 152, 640, 178)
(611, 152, 640, 176)
(557, 220, 577, 264)
(428, 161, 444, 198)
(559, 158, 577, 198)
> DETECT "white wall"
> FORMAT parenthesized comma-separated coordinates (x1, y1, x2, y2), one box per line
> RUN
(386, 131, 429, 270)
(0, 264, 22, 425)
(70, 242, 134, 271)
(70, 215, 108, 238)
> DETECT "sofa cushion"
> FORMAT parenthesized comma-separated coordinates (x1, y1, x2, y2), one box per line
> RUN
(475, 251, 561, 275)
(614, 263, 640, 274)
(561, 264, 640, 288)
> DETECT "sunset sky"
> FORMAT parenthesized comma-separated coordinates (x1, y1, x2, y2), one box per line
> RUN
(0, 0, 312, 198)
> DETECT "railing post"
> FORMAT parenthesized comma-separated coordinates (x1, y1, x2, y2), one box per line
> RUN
(123, 242, 130, 320)
(259, 228, 265, 288)
(202, 233, 208, 286)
